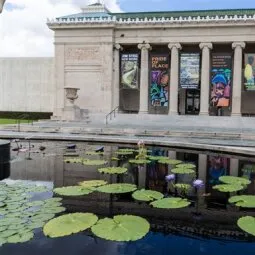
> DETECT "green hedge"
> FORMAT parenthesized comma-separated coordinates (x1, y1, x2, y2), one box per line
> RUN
(0, 111, 52, 120)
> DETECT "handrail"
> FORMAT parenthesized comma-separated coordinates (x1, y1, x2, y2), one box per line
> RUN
(105, 106, 119, 125)
(16, 113, 33, 132)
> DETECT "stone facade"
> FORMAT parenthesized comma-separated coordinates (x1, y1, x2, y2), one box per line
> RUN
(46, 5, 255, 119)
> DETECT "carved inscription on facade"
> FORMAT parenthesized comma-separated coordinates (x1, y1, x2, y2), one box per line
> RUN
(65, 47, 100, 63)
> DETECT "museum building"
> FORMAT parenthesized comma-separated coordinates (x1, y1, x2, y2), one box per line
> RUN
(47, 3, 255, 119)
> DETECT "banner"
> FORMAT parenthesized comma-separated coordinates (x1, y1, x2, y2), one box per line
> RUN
(180, 53, 200, 89)
(244, 54, 255, 91)
(121, 54, 139, 89)
(210, 54, 232, 107)
(150, 54, 170, 107)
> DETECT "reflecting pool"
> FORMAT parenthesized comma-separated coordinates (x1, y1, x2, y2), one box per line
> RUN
(0, 140, 255, 255)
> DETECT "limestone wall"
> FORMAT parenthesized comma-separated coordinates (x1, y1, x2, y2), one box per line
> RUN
(0, 58, 54, 113)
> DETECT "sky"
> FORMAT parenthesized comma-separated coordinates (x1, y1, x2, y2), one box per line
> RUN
(1, 0, 255, 57)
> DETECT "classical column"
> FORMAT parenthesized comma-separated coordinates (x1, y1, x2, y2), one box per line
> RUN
(199, 43, 213, 116)
(198, 154, 207, 205)
(232, 42, 245, 117)
(138, 43, 151, 114)
(230, 158, 239, 177)
(168, 43, 182, 115)
(113, 44, 123, 109)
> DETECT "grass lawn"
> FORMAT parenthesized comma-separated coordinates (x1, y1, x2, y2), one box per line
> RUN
(0, 119, 34, 125)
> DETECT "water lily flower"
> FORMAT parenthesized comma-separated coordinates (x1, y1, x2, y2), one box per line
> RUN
(193, 179, 204, 188)
(165, 174, 175, 182)
(137, 140, 145, 146)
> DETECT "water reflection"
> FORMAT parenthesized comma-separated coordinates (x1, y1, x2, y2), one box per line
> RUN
(3, 140, 255, 254)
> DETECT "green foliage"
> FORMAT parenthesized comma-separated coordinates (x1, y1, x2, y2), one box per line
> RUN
(64, 157, 83, 164)
(171, 168, 195, 174)
(147, 156, 169, 161)
(229, 195, 255, 208)
(43, 213, 98, 238)
(82, 159, 107, 166)
(91, 215, 150, 241)
(98, 167, 128, 175)
(219, 176, 251, 186)
(150, 197, 191, 209)
(54, 186, 93, 196)
(174, 183, 191, 191)
(132, 189, 164, 202)
(111, 157, 119, 161)
(237, 216, 255, 236)
(115, 151, 134, 155)
(212, 184, 244, 192)
(7, 232, 34, 243)
(96, 183, 137, 194)
(129, 159, 151, 165)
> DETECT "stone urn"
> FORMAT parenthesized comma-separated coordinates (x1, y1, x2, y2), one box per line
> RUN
(64, 87, 80, 105)
(63, 87, 81, 121)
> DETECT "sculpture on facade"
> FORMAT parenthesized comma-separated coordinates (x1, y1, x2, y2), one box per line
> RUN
(0, 0, 6, 13)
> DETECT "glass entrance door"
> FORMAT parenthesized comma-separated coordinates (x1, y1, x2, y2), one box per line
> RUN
(185, 89, 200, 115)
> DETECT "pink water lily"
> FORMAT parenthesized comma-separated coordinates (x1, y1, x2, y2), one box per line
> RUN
(165, 174, 175, 182)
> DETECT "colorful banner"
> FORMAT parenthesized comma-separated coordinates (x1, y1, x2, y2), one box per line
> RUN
(180, 53, 200, 89)
(210, 53, 232, 107)
(150, 54, 170, 107)
(244, 54, 255, 91)
(121, 54, 139, 89)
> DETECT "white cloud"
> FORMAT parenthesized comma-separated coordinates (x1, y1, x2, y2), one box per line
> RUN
(0, 0, 121, 57)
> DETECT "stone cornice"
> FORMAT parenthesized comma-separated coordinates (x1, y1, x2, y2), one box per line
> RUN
(47, 14, 255, 28)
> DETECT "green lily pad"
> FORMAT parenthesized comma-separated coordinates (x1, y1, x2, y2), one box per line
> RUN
(26, 200, 45, 207)
(0, 197, 6, 202)
(171, 168, 195, 174)
(0, 230, 18, 238)
(176, 163, 196, 169)
(117, 149, 135, 153)
(150, 197, 191, 209)
(54, 186, 93, 196)
(174, 183, 192, 190)
(229, 195, 255, 208)
(237, 216, 255, 236)
(31, 213, 56, 222)
(158, 159, 182, 165)
(115, 151, 133, 155)
(98, 167, 128, 175)
(147, 156, 169, 161)
(40, 206, 66, 214)
(8, 224, 26, 230)
(129, 159, 151, 165)
(42, 202, 62, 208)
(111, 157, 119, 161)
(82, 159, 107, 166)
(91, 215, 150, 242)
(0, 218, 26, 226)
(64, 157, 83, 164)
(219, 176, 251, 186)
(0, 237, 6, 246)
(43, 213, 98, 238)
(213, 184, 244, 192)
(28, 221, 46, 229)
(78, 180, 108, 188)
(132, 189, 164, 202)
(7, 232, 34, 243)
(96, 183, 137, 194)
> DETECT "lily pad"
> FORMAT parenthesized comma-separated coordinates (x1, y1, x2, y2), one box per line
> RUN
(174, 183, 192, 190)
(44, 197, 63, 203)
(43, 213, 98, 238)
(40, 206, 66, 214)
(64, 158, 83, 164)
(213, 184, 244, 192)
(117, 149, 135, 153)
(111, 157, 119, 161)
(96, 183, 137, 194)
(91, 215, 150, 242)
(176, 163, 196, 169)
(150, 197, 191, 209)
(132, 189, 164, 202)
(7, 232, 34, 243)
(158, 159, 182, 165)
(219, 176, 251, 186)
(147, 156, 169, 161)
(98, 167, 128, 175)
(26, 200, 45, 207)
(237, 216, 255, 236)
(0, 237, 6, 246)
(171, 168, 195, 174)
(78, 180, 108, 188)
(82, 159, 107, 166)
(54, 186, 93, 196)
(0, 230, 18, 238)
(229, 195, 255, 208)
(0, 226, 7, 232)
(129, 159, 151, 165)
(115, 151, 134, 155)
(8, 224, 26, 230)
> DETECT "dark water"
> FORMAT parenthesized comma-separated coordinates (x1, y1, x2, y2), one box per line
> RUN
(1, 140, 255, 255)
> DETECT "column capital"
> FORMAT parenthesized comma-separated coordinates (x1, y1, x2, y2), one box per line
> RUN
(232, 42, 246, 49)
(114, 43, 123, 51)
(168, 43, 182, 50)
(199, 42, 213, 50)
(138, 43, 151, 50)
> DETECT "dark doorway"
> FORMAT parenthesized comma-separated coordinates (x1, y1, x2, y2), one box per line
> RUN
(185, 89, 200, 115)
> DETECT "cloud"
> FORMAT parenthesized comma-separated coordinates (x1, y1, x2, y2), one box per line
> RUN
(0, 0, 121, 57)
